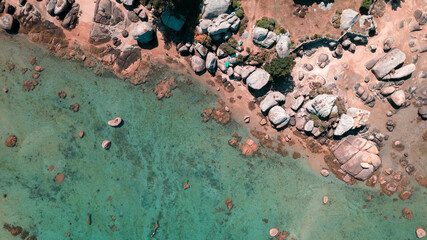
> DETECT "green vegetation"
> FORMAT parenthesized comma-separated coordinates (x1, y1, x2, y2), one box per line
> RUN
(264, 57, 295, 82)
(236, 54, 248, 64)
(309, 88, 333, 99)
(219, 38, 238, 56)
(332, 9, 343, 29)
(359, 0, 372, 15)
(334, 97, 347, 116)
(238, 16, 249, 36)
(256, 17, 276, 31)
(309, 114, 331, 132)
(247, 49, 271, 64)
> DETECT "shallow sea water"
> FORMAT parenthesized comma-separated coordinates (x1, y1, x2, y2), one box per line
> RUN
(0, 34, 426, 240)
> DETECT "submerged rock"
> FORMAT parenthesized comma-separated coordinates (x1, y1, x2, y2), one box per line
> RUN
(5, 135, 17, 147)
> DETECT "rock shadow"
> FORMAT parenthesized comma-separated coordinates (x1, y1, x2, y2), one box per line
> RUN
(248, 83, 272, 98)
(271, 75, 295, 95)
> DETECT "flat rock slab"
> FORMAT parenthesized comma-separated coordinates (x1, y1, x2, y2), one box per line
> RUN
(372, 49, 406, 79)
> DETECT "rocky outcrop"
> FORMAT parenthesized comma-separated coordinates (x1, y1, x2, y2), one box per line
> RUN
(268, 106, 290, 128)
(382, 64, 415, 80)
(409, 23, 422, 32)
(161, 9, 186, 31)
(276, 35, 290, 58)
(372, 49, 406, 79)
(240, 66, 256, 80)
(383, 37, 394, 51)
(419, 43, 427, 53)
(340, 9, 359, 30)
(62, 2, 79, 29)
(205, 52, 217, 73)
(122, 0, 134, 7)
(332, 136, 381, 181)
(89, 24, 111, 44)
(93, 0, 112, 25)
(110, 5, 124, 26)
(388, 90, 405, 107)
(252, 27, 276, 48)
(0, 14, 13, 31)
(317, 54, 330, 68)
(204, 14, 239, 39)
(246, 69, 270, 90)
(102, 140, 111, 149)
(202, 0, 230, 19)
(53, 0, 68, 15)
(260, 91, 286, 113)
(334, 107, 370, 136)
(354, 84, 376, 107)
(419, 106, 427, 120)
(191, 55, 206, 73)
(306, 94, 336, 118)
(131, 22, 155, 44)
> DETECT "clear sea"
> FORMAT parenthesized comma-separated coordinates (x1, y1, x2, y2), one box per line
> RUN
(0, 34, 426, 240)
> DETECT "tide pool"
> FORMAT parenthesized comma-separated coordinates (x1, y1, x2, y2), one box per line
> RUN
(0, 34, 426, 240)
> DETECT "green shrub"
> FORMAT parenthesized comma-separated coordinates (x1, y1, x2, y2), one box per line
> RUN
(264, 57, 295, 82)
(256, 17, 276, 31)
(245, 47, 250, 53)
(219, 42, 236, 55)
(236, 54, 248, 63)
(236, 8, 244, 19)
(335, 97, 347, 116)
(238, 16, 249, 36)
(227, 37, 238, 48)
(231, 0, 241, 9)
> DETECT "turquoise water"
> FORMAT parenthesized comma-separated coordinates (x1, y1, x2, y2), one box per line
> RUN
(0, 34, 426, 240)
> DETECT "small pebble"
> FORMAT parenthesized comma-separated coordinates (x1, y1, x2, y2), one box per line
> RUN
(244, 116, 250, 123)
(323, 196, 328, 204)
(3, 88, 8, 93)
(79, 131, 84, 138)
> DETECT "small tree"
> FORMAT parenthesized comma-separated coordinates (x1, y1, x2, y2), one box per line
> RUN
(264, 57, 295, 82)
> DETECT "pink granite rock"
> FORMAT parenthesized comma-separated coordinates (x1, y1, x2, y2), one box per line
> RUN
(108, 117, 122, 127)
(102, 140, 111, 150)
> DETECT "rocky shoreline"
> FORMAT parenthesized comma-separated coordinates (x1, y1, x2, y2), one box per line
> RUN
(1, 0, 427, 238)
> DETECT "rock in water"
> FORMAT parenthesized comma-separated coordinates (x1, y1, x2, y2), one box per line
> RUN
(0, 14, 13, 31)
(276, 35, 291, 58)
(246, 69, 270, 90)
(131, 22, 155, 44)
(416, 226, 426, 239)
(191, 55, 206, 73)
(340, 9, 359, 30)
(269, 228, 279, 237)
(5, 135, 17, 147)
(260, 91, 286, 113)
(306, 94, 337, 118)
(108, 117, 122, 127)
(389, 90, 405, 107)
(205, 52, 217, 73)
(202, 0, 230, 19)
(161, 9, 186, 31)
(268, 106, 290, 128)
(372, 49, 406, 79)
(102, 140, 111, 150)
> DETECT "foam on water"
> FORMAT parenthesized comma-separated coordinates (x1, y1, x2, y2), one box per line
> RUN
(0, 34, 426, 240)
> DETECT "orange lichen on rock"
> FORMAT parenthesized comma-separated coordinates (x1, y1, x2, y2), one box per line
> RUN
(69, 103, 80, 112)
(225, 198, 233, 211)
(48, 165, 54, 171)
(399, 190, 412, 200)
